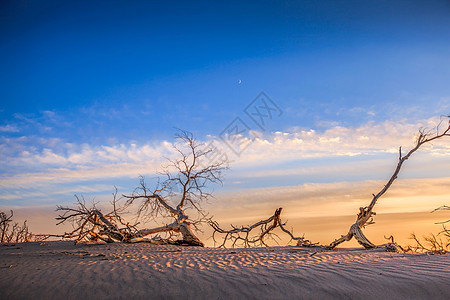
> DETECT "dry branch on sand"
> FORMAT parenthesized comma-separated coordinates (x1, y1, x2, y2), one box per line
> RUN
(0, 210, 33, 243)
(209, 208, 318, 248)
(406, 205, 450, 254)
(328, 116, 450, 250)
(53, 192, 140, 244)
(54, 130, 227, 246)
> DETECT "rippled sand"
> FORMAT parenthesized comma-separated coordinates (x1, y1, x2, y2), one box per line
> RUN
(1, 241, 449, 299)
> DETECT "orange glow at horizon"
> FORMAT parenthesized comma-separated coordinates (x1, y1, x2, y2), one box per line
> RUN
(6, 177, 450, 249)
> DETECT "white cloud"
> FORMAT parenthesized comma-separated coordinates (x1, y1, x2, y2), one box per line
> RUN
(224, 116, 450, 169)
(1, 116, 450, 207)
(0, 124, 19, 132)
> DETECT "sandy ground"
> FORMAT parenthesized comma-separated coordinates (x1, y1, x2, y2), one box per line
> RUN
(1, 241, 449, 300)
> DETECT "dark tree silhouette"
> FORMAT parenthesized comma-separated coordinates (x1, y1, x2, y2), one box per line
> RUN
(1, 210, 33, 243)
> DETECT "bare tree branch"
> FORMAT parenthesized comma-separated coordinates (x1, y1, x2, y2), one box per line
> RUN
(209, 208, 317, 248)
(328, 116, 450, 249)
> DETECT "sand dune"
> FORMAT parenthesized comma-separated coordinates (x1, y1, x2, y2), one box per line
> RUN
(1, 241, 449, 299)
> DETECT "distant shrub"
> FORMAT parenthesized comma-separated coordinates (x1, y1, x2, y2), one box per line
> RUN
(407, 206, 450, 254)
(0, 210, 33, 243)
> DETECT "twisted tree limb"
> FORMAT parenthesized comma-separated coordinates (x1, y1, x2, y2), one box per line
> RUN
(210, 208, 317, 247)
(328, 116, 450, 249)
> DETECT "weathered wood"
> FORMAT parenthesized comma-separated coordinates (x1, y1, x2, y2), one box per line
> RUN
(210, 208, 316, 247)
(328, 117, 450, 249)
(55, 130, 225, 246)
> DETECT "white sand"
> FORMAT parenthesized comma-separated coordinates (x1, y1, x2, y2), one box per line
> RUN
(1, 241, 449, 299)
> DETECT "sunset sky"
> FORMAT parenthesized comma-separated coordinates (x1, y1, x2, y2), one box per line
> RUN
(1, 0, 450, 246)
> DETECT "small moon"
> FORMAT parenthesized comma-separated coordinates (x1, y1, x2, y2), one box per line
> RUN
(238, 80, 242, 84)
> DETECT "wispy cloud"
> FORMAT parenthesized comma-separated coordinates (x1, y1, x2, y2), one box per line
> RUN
(0, 124, 19, 133)
(228, 116, 449, 169)
(1, 115, 449, 208)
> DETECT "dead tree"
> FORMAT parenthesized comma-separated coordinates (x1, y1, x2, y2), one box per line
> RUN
(434, 205, 450, 251)
(1, 210, 33, 243)
(210, 207, 317, 247)
(123, 130, 227, 246)
(56, 130, 227, 246)
(408, 205, 450, 254)
(409, 232, 448, 254)
(54, 192, 140, 244)
(328, 117, 450, 249)
(0, 210, 13, 242)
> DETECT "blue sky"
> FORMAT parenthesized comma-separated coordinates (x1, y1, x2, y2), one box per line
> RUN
(0, 0, 448, 149)
(1, 1, 450, 242)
